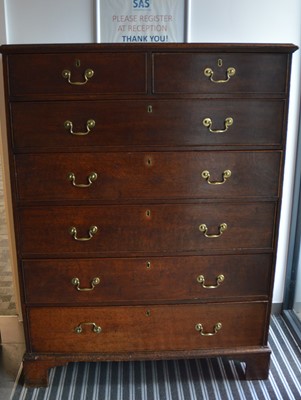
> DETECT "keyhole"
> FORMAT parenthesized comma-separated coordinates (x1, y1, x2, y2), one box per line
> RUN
(75, 59, 81, 68)
(147, 105, 153, 113)
(218, 59, 223, 67)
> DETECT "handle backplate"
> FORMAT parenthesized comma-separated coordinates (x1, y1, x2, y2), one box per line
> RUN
(69, 225, 98, 241)
(201, 170, 231, 185)
(74, 322, 102, 334)
(71, 277, 100, 291)
(204, 66, 236, 83)
(62, 68, 94, 85)
(197, 274, 225, 289)
(203, 117, 233, 133)
(64, 119, 95, 136)
(199, 223, 227, 238)
(68, 172, 98, 188)
(195, 322, 222, 336)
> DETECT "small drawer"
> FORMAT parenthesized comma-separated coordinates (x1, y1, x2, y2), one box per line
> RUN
(153, 53, 289, 94)
(22, 254, 273, 305)
(18, 202, 276, 257)
(7, 53, 147, 97)
(11, 99, 284, 150)
(28, 302, 267, 353)
(15, 151, 281, 202)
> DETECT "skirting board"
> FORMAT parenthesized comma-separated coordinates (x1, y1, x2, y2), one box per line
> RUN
(272, 303, 283, 315)
(0, 315, 24, 344)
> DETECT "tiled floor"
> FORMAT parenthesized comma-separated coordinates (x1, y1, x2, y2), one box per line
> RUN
(0, 154, 16, 315)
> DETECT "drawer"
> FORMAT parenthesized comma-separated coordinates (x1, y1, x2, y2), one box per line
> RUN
(11, 99, 284, 150)
(23, 254, 273, 304)
(15, 151, 281, 202)
(18, 202, 276, 256)
(28, 302, 267, 353)
(7, 53, 147, 97)
(153, 53, 288, 94)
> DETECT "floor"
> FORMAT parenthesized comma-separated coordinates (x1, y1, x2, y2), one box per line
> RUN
(3, 315, 301, 400)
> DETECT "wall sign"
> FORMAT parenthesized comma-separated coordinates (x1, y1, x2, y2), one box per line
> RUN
(96, 0, 186, 43)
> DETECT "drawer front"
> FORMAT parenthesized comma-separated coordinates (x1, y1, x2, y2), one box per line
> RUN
(15, 151, 281, 202)
(18, 203, 276, 256)
(11, 100, 284, 150)
(28, 303, 267, 353)
(153, 53, 288, 94)
(7, 53, 147, 96)
(23, 254, 273, 304)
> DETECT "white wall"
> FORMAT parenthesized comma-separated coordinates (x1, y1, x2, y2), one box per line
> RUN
(5, 0, 95, 44)
(1, 0, 301, 304)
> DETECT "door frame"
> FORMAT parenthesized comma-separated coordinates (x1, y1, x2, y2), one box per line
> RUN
(283, 104, 301, 346)
(0, 0, 23, 320)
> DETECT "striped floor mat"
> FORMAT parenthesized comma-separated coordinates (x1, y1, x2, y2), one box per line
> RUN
(11, 315, 301, 400)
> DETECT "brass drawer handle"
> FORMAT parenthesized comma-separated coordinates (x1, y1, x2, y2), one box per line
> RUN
(64, 119, 96, 136)
(68, 172, 98, 188)
(201, 170, 231, 185)
(195, 322, 222, 336)
(69, 225, 98, 241)
(74, 322, 102, 334)
(199, 223, 227, 238)
(71, 277, 100, 291)
(203, 117, 233, 133)
(62, 68, 94, 85)
(204, 66, 236, 83)
(197, 274, 225, 289)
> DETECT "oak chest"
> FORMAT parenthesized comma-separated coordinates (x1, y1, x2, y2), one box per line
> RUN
(0, 43, 297, 386)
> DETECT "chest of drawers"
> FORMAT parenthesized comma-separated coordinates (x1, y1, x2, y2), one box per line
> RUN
(1, 43, 297, 387)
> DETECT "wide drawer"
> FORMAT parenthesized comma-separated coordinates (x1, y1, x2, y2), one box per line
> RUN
(7, 53, 147, 97)
(11, 100, 284, 150)
(15, 151, 281, 202)
(153, 53, 288, 94)
(27, 302, 267, 353)
(18, 202, 276, 256)
(22, 254, 273, 305)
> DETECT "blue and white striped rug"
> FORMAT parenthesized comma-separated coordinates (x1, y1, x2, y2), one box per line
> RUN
(11, 315, 301, 400)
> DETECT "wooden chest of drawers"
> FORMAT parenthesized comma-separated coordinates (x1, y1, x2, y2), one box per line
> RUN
(1, 43, 297, 386)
